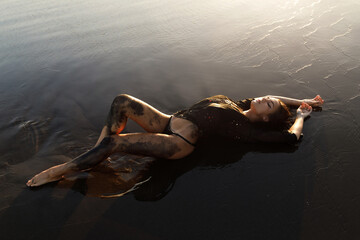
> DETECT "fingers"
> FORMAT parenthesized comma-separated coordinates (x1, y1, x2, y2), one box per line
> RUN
(300, 102, 310, 108)
(300, 102, 312, 111)
(313, 95, 324, 104)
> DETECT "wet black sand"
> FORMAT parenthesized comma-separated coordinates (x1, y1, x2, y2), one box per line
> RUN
(1, 0, 360, 239)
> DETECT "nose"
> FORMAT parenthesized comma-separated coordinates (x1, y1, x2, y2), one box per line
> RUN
(263, 97, 271, 103)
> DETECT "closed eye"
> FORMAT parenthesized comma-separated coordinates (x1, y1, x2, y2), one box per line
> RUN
(267, 102, 271, 108)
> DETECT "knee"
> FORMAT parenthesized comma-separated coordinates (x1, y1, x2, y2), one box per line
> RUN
(112, 94, 144, 116)
(112, 94, 132, 107)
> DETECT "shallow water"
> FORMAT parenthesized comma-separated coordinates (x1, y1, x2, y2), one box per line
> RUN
(1, 0, 360, 239)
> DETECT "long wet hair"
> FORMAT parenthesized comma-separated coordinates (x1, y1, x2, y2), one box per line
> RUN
(264, 100, 292, 130)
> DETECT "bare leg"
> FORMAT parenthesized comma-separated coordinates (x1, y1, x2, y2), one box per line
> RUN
(95, 126, 111, 147)
(27, 94, 197, 187)
(95, 94, 171, 146)
(27, 137, 116, 187)
(27, 132, 195, 187)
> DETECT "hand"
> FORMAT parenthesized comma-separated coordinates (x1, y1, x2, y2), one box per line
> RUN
(297, 102, 312, 118)
(303, 95, 324, 107)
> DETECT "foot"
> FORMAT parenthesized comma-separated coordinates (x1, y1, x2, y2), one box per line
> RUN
(26, 163, 68, 187)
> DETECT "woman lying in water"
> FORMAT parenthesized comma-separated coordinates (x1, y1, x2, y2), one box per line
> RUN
(27, 94, 324, 187)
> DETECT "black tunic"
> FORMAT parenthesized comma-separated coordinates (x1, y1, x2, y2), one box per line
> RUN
(173, 95, 297, 144)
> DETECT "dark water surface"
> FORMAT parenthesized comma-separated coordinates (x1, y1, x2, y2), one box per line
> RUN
(1, 0, 360, 239)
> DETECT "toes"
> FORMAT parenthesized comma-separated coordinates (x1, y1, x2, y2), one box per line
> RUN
(27, 176, 42, 187)
(26, 179, 35, 187)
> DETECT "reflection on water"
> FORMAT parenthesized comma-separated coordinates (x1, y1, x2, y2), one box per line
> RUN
(1, 0, 360, 239)
(57, 141, 298, 200)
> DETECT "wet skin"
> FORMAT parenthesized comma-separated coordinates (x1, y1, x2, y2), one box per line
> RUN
(251, 97, 281, 116)
(100, 94, 197, 160)
(72, 136, 117, 171)
(73, 134, 182, 171)
(27, 94, 198, 187)
(106, 94, 168, 134)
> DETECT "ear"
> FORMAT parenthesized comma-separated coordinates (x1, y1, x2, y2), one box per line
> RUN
(262, 115, 269, 122)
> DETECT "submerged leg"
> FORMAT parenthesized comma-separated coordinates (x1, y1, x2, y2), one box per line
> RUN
(26, 137, 116, 187)
(27, 132, 195, 187)
(95, 94, 171, 146)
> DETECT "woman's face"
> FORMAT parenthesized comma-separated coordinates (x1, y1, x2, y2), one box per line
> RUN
(251, 97, 281, 118)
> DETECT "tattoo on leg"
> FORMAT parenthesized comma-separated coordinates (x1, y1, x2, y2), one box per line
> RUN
(129, 100, 144, 116)
(106, 94, 148, 134)
(72, 136, 116, 171)
(119, 138, 181, 159)
(107, 95, 129, 133)
(148, 114, 161, 128)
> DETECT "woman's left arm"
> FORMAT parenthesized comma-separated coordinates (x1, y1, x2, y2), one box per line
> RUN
(266, 95, 324, 107)
(289, 102, 312, 140)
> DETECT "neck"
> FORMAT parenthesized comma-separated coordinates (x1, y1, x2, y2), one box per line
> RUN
(243, 109, 262, 122)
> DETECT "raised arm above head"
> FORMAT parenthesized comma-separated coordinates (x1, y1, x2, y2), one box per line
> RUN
(264, 95, 324, 107)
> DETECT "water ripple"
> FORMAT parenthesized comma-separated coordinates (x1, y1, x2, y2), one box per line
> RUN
(330, 26, 352, 42)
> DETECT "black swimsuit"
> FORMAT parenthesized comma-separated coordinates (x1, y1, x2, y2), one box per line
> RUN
(173, 95, 297, 144)
(163, 116, 196, 147)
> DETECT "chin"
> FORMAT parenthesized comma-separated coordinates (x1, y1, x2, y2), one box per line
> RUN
(250, 101, 257, 111)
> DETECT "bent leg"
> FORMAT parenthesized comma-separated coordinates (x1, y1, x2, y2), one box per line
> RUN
(95, 94, 171, 146)
(27, 133, 194, 187)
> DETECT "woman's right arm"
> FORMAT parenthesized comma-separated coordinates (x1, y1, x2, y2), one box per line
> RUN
(266, 95, 324, 107)
(289, 102, 312, 140)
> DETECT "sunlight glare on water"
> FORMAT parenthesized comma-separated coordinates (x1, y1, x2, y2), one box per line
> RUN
(1, 0, 360, 239)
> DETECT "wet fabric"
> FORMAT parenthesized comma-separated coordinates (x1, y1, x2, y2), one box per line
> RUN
(173, 95, 297, 144)
(163, 116, 196, 147)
